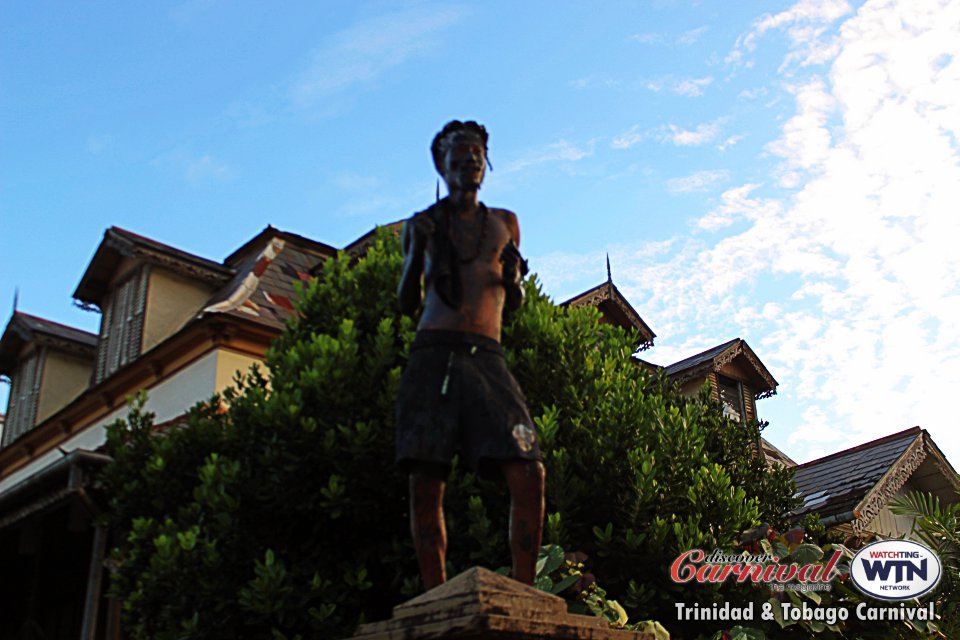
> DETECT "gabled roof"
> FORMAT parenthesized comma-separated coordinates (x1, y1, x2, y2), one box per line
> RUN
(792, 427, 960, 534)
(561, 280, 656, 350)
(664, 338, 778, 398)
(760, 437, 796, 468)
(0, 312, 97, 375)
(224, 225, 336, 268)
(203, 228, 325, 330)
(74, 227, 234, 306)
(340, 220, 405, 260)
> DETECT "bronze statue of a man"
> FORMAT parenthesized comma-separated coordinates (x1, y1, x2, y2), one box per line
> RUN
(396, 121, 545, 590)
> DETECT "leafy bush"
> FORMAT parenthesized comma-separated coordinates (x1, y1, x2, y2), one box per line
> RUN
(99, 228, 801, 639)
(891, 491, 960, 637)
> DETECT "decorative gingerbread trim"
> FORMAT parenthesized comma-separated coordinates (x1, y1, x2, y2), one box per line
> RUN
(34, 335, 97, 358)
(134, 246, 230, 285)
(739, 344, 778, 393)
(852, 436, 927, 534)
(714, 342, 742, 369)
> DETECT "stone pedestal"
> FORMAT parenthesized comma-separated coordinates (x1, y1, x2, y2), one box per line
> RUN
(351, 566, 664, 639)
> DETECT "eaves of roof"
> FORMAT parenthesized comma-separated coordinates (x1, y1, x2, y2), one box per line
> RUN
(663, 338, 778, 398)
(73, 227, 234, 306)
(560, 280, 656, 348)
(340, 221, 405, 260)
(224, 225, 336, 268)
(789, 427, 960, 535)
(0, 312, 97, 375)
(0, 312, 278, 480)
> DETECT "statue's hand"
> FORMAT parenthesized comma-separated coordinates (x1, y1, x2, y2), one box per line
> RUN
(500, 241, 528, 312)
(409, 213, 436, 250)
(499, 241, 528, 280)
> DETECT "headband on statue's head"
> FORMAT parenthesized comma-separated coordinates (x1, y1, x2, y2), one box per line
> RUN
(431, 120, 489, 175)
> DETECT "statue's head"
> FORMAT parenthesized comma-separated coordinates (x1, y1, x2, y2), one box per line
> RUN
(431, 120, 489, 190)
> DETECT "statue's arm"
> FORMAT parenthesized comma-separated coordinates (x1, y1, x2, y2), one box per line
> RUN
(398, 216, 429, 316)
(500, 210, 527, 312)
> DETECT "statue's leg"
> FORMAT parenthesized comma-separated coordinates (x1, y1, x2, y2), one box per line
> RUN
(409, 472, 447, 590)
(501, 459, 546, 585)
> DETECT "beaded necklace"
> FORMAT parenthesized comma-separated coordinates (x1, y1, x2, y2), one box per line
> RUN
(447, 202, 488, 264)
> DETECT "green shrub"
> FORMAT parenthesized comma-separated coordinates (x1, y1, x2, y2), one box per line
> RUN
(99, 228, 801, 639)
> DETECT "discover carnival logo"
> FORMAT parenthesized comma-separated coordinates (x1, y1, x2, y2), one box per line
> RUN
(670, 541, 943, 626)
(670, 548, 842, 588)
(850, 539, 942, 601)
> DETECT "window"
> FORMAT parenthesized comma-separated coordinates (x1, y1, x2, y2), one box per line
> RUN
(718, 375, 746, 423)
(95, 267, 149, 383)
(2, 350, 44, 447)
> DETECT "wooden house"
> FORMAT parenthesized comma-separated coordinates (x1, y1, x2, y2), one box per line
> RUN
(792, 427, 959, 542)
(0, 225, 334, 639)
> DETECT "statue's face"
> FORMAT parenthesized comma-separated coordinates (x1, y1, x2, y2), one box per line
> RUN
(441, 133, 486, 191)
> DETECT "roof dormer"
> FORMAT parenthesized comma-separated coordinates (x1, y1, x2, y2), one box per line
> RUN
(560, 263, 656, 351)
(73, 227, 234, 383)
(0, 313, 97, 448)
(662, 338, 778, 425)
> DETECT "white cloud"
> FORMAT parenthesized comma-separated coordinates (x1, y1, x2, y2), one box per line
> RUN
(556, 0, 960, 464)
(612, 125, 645, 149)
(156, 150, 235, 184)
(569, 76, 624, 91)
(661, 119, 725, 146)
(735, 1, 960, 462)
(184, 155, 234, 183)
(673, 76, 714, 97)
(666, 170, 729, 194)
(677, 26, 709, 46)
(629, 32, 663, 45)
(642, 76, 714, 96)
(695, 183, 781, 229)
(289, 7, 465, 107)
(717, 134, 745, 151)
(738, 87, 768, 100)
(630, 26, 708, 46)
(727, 0, 853, 67)
(503, 139, 595, 173)
(765, 78, 837, 181)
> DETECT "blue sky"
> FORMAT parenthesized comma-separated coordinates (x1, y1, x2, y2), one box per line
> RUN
(3, 0, 959, 467)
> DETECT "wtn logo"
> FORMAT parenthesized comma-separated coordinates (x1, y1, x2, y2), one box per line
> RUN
(861, 558, 927, 583)
(851, 540, 942, 601)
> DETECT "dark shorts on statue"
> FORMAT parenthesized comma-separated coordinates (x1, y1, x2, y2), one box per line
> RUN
(395, 330, 540, 478)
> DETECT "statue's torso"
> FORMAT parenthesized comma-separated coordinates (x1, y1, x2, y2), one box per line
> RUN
(418, 203, 513, 341)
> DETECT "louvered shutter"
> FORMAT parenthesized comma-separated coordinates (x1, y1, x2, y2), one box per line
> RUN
(94, 265, 149, 382)
(127, 267, 148, 363)
(2, 352, 43, 446)
(2, 361, 26, 446)
(742, 384, 755, 423)
(108, 276, 132, 374)
(95, 301, 113, 383)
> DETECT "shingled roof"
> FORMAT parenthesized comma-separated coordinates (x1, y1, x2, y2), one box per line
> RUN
(224, 225, 336, 268)
(74, 227, 233, 306)
(663, 338, 778, 398)
(561, 279, 655, 350)
(0, 313, 97, 375)
(69, 225, 335, 334)
(792, 427, 959, 534)
(203, 228, 334, 330)
(340, 221, 405, 259)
